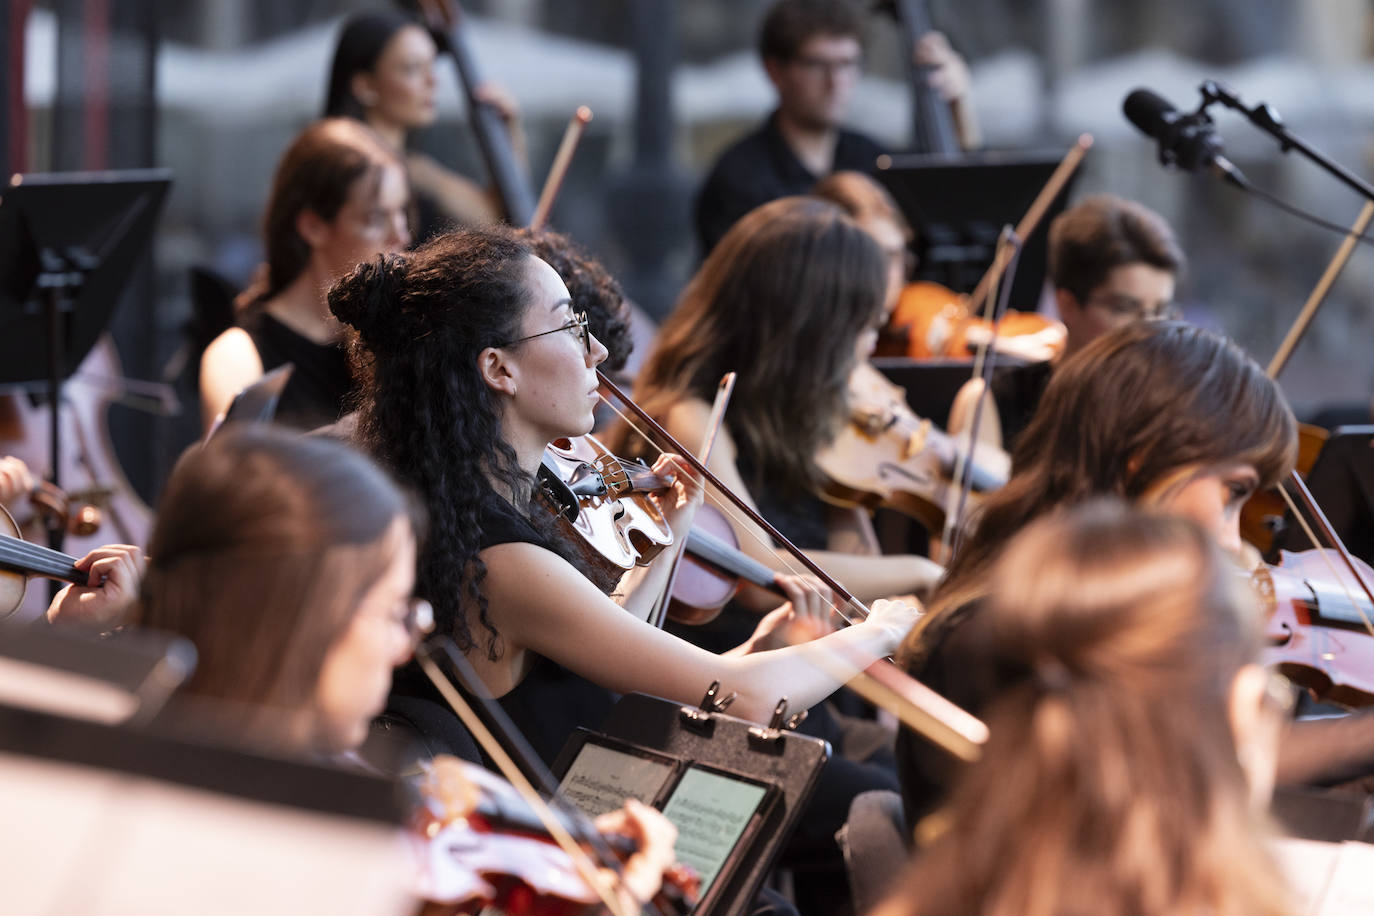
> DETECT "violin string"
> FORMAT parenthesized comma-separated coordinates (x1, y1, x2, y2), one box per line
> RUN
(1277, 485, 1374, 638)
(596, 394, 860, 613)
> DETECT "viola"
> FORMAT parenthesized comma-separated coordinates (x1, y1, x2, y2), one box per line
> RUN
(411, 754, 698, 915)
(816, 362, 1009, 537)
(1255, 549, 1374, 708)
(0, 504, 88, 618)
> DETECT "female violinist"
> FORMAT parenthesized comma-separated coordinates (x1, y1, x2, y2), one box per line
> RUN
(327, 227, 919, 764)
(200, 118, 411, 432)
(614, 196, 942, 607)
(324, 11, 525, 234)
(877, 502, 1294, 916)
(897, 320, 1374, 829)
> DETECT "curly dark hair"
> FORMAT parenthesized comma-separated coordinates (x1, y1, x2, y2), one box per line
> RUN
(329, 228, 611, 658)
(513, 227, 634, 373)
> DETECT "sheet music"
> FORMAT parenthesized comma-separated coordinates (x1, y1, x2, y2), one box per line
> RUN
(557, 742, 675, 817)
(659, 767, 768, 896)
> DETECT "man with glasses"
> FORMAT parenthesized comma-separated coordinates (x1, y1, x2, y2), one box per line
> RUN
(693, 0, 975, 255)
(964, 194, 1186, 451)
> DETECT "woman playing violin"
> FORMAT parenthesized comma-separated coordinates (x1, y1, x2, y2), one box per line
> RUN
(878, 502, 1294, 916)
(897, 320, 1374, 827)
(614, 196, 942, 603)
(328, 227, 919, 768)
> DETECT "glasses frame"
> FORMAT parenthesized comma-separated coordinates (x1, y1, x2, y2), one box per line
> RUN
(500, 310, 591, 356)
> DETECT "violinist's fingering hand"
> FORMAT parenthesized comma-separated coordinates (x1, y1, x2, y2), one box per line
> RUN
(594, 798, 680, 906)
(45, 543, 145, 628)
(0, 456, 33, 506)
(649, 452, 705, 529)
(749, 575, 837, 652)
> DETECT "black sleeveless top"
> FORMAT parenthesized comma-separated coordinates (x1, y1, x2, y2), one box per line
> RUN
(387, 490, 618, 769)
(243, 312, 353, 431)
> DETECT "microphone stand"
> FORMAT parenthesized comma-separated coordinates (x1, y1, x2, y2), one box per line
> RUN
(1199, 79, 1374, 204)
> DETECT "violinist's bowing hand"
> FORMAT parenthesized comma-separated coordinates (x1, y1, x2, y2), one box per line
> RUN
(0, 456, 33, 506)
(648, 452, 706, 531)
(861, 597, 924, 650)
(749, 575, 837, 652)
(913, 31, 972, 104)
(46, 544, 144, 628)
(593, 798, 681, 907)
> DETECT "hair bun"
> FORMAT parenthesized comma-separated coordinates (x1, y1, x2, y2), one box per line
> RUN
(329, 253, 411, 350)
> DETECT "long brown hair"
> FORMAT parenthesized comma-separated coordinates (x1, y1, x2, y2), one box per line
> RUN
(134, 427, 417, 731)
(625, 196, 886, 495)
(909, 320, 1296, 649)
(881, 502, 1291, 916)
(238, 118, 402, 311)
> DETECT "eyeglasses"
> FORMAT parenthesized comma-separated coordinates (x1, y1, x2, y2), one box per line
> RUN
(788, 54, 862, 79)
(1083, 293, 1180, 321)
(500, 310, 591, 356)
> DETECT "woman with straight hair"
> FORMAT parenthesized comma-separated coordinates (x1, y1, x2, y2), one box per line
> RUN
(876, 502, 1293, 916)
(200, 119, 411, 432)
(324, 11, 523, 234)
(614, 196, 941, 607)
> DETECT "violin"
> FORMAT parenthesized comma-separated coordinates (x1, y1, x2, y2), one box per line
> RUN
(816, 362, 1009, 537)
(0, 504, 89, 618)
(888, 281, 1066, 362)
(1255, 549, 1374, 708)
(411, 754, 698, 915)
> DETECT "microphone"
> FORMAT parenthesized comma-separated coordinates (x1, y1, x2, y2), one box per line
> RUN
(1123, 88, 1249, 190)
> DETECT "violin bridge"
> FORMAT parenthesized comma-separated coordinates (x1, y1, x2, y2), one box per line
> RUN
(904, 420, 931, 461)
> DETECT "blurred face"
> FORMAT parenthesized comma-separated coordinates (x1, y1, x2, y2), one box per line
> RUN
(1141, 462, 1260, 557)
(505, 256, 609, 441)
(857, 213, 911, 317)
(767, 34, 862, 131)
(355, 25, 439, 130)
(312, 518, 418, 754)
(311, 161, 411, 281)
(1059, 262, 1176, 356)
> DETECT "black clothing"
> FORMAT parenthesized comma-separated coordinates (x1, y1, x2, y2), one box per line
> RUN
(991, 359, 1054, 451)
(243, 312, 353, 431)
(694, 112, 886, 255)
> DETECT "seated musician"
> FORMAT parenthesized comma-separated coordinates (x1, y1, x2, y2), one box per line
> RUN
(324, 11, 525, 235)
(200, 118, 411, 433)
(953, 193, 1184, 451)
(694, 0, 977, 256)
(877, 502, 1294, 916)
(898, 320, 1374, 831)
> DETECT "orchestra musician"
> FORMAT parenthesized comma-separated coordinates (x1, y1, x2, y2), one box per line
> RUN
(694, 0, 978, 255)
(951, 194, 1185, 451)
(876, 502, 1294, 916)
(326, 226, 919, 762)
(199, 118, 411, 432)
(324, 10, 525, 235)
(898, 320, 1374, 831)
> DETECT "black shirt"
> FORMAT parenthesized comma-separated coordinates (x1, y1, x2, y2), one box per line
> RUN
(243, 312, 353, 431)
(991, 360, 1054, 452)
(694, 111, 886, 255)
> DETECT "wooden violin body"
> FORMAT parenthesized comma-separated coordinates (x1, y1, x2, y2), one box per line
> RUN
(1255, 549, 1374, 708)
(816, 363, 1009, 536)
(1240, 422, 1328, 556)
(889, 281, 1066, 362)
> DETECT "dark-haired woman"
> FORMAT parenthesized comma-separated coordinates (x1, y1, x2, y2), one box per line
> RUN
(327, 225, 919, 770)
(200, 118, 410, 432)
(897, 319, 1374, 831)
(878, 502, 1294, 916)
(324, 11, 524, 233)
(617, 196, 942, 611)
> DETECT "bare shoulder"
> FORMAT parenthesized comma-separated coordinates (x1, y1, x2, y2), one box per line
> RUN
(662, 397, 737, 460)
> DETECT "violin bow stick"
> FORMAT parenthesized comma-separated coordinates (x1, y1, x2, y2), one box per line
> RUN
(648, 372, 736, 629)
(529, 106, 593, 231)
(416, 639, 648, 916)
(1267, 200, 1374, 381)
(596, 372, 991, 760)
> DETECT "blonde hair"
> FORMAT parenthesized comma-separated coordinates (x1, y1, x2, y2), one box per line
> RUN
(885, 502, 1290, 916)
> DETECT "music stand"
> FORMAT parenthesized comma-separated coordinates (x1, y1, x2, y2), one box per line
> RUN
(1270, 427, 1374, 565)
(874, 151, 1080, 315)
(0, 169, 172, 554)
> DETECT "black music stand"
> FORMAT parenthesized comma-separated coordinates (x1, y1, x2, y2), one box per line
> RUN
(0, 169, 171, 554)
(874, 151, 1079, 315)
